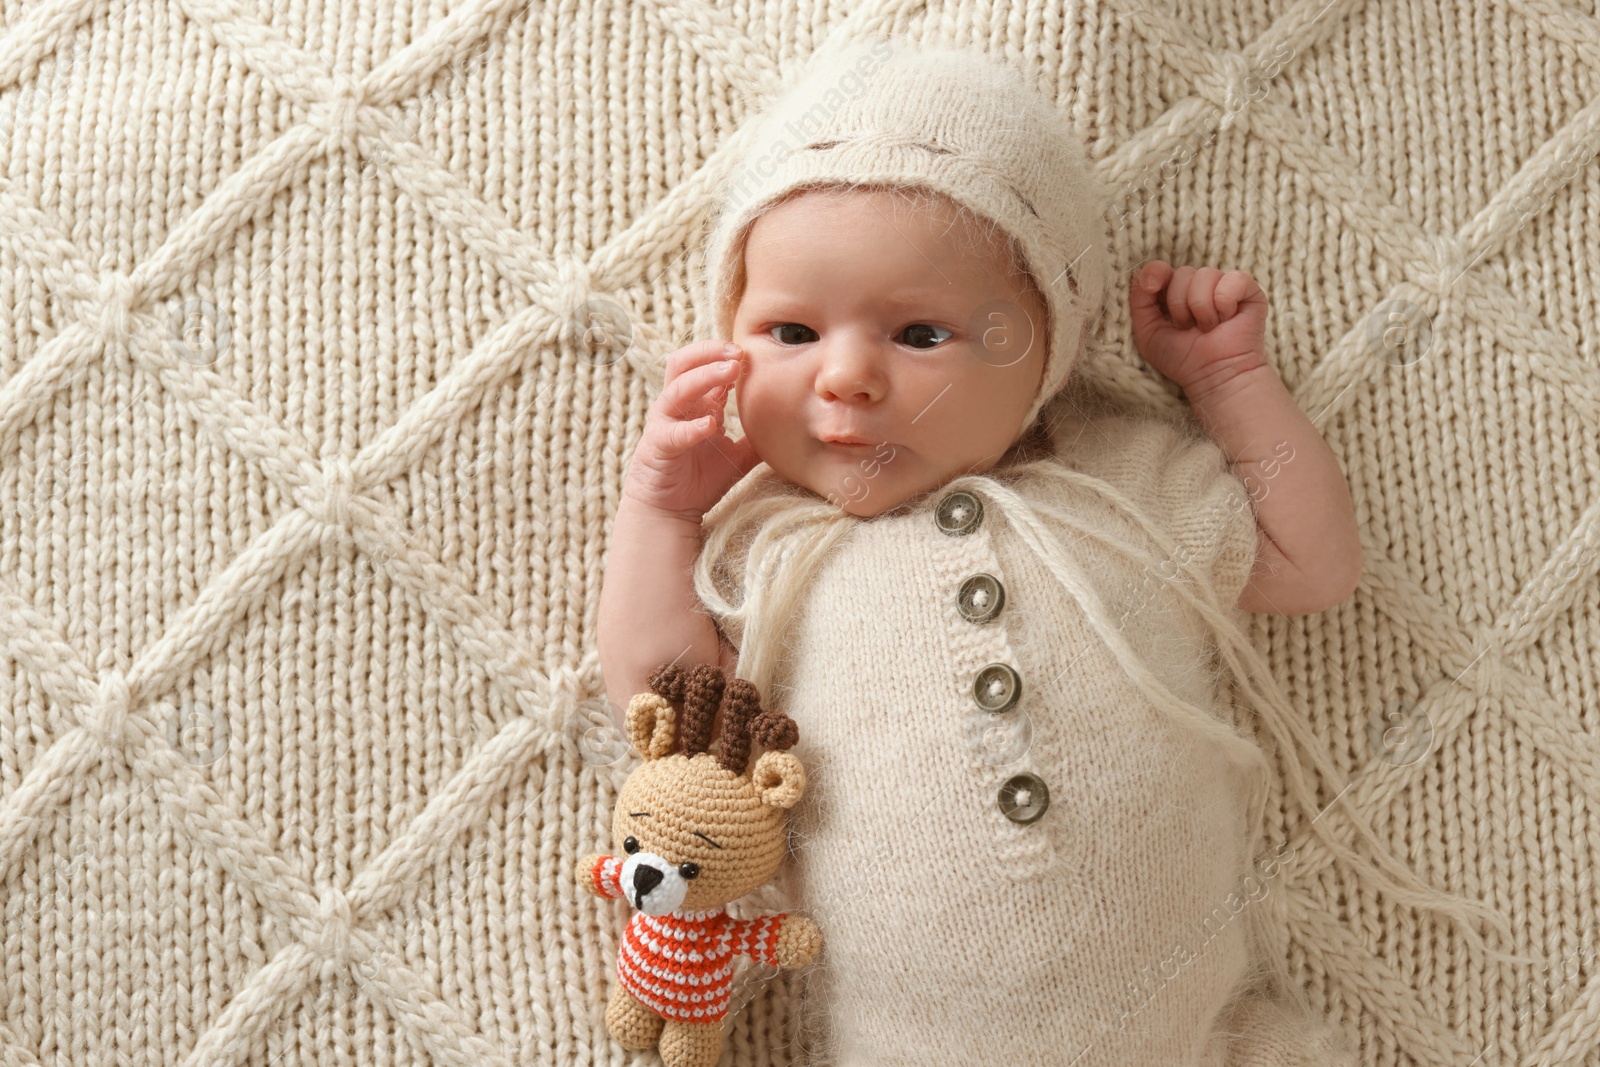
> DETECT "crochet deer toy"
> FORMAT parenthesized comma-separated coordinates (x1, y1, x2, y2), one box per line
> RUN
(580, 662, 823, 1067)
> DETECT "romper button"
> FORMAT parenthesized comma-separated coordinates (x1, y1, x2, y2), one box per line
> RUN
(998, 772, 1049, 824)
(957, 573, 1005, 623)
(972, 663, 1021, 713)
(935, 491, 983, 535)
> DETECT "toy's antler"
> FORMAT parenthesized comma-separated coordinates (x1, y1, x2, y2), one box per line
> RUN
(648, 662, 723, 757)
(714, 675, 800, 775)
(715, 679, 761, 775)
(644, 661, 799, 776)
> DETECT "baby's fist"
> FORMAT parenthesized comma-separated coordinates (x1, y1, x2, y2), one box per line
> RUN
(578, 852, 608, 897)
(774, 915, 823, 969)
(1129, 260, 1270, 400)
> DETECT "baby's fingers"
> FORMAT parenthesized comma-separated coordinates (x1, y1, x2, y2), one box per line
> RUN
(1131, 259, 1173, 297)
(1215, 271, 1265, 321)
(663, 339, 743, 386)
(1128, 260, 1177, 342)
(1188, 268, 1224, 331)
(656, 408, 721, 456)
(658, 354, 743, 422)
(1164, 266, 1196, 329)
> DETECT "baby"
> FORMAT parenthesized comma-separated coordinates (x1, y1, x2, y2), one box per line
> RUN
(595, 41, 1517, 1066)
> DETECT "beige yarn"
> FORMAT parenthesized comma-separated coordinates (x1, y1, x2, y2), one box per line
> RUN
(1, 5, 1597, 1067)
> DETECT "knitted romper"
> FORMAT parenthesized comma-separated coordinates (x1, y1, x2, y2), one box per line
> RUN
(693, 409, 1358, 1067)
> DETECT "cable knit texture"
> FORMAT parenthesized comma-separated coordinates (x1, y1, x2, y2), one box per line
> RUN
(0, 3, 1596, 1067)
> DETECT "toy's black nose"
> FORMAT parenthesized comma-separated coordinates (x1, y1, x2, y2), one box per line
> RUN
(631, 863, 663, 900)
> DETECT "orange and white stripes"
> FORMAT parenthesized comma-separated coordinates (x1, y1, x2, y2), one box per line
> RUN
(591, 855, 787, 1023)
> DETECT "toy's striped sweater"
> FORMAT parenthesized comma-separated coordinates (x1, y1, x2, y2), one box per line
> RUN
(589, 854, 789, 1024)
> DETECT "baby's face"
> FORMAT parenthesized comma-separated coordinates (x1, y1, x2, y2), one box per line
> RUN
(730, 188, 1048, 518)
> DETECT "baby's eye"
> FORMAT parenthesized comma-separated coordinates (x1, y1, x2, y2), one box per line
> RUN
(766, 322, 954, 349)
(899, 323, 953, 350)
(768, 323, 818, 345)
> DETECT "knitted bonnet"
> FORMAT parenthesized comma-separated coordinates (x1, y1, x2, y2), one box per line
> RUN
(693, 38, 1114, 441)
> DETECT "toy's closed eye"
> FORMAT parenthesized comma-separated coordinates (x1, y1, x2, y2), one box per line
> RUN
(628, 812, 722, 849)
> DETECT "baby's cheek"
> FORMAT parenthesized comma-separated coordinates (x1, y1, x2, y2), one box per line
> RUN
(737, 379, 781, 429)
(733, 387, 785, 454)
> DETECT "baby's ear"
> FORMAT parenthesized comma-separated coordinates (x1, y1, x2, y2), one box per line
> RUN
(750, 751, 806, 809)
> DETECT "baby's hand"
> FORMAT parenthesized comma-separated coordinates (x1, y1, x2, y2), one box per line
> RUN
(625, 340, 761, 522)
(1128, 261, 1270, 401)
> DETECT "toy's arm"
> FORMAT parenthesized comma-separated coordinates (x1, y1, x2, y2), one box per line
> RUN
(579, 852, 626, 900)
(733, 913, 822, 969)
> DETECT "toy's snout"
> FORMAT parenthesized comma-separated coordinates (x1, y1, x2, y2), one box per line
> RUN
(620, 850, 689, 915)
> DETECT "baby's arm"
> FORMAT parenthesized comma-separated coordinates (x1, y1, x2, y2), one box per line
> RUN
(1185, 358, 1361, 614)
(598, 496, 741, 732)
(1129, 262, 1362, 616)
(597, 341, 755, 732)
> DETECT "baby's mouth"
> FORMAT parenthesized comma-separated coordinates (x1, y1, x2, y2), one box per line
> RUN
(817, 432, 888, 447)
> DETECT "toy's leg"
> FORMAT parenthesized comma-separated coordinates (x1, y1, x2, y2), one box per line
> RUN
(658, 1019, 727, 1067)
(604, 983, 664, 1049)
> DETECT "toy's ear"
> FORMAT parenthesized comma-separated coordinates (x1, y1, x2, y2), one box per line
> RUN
(626, 692, 676, 760)
(750, 751, 806, 809)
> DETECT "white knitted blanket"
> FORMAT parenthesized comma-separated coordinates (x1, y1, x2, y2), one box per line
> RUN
(2, 3, 1597, 1066)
